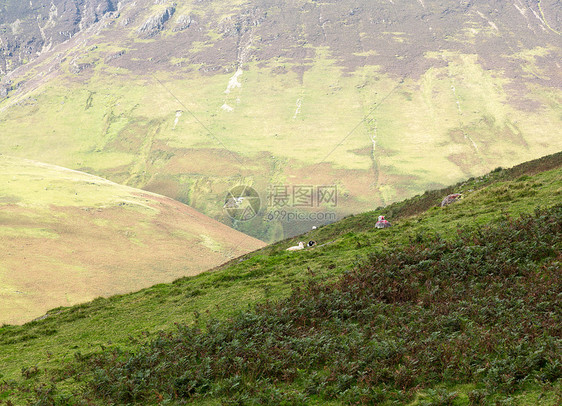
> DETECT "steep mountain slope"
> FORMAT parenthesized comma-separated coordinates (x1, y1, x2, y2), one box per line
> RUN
(0, 151, 561, 405)
(0, 155, 264, 325)
(1, 0, 561, 242)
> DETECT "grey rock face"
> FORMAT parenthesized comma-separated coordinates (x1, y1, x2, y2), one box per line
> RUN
(137, 5, 176, 37)
(0, 0, 121, 74)
(173, 15, 192, 32)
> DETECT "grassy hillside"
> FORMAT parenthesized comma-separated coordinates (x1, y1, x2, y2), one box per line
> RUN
(1, 0, 560, 241)
(0, 155, 264, 325)
(0, 151, 560, 405)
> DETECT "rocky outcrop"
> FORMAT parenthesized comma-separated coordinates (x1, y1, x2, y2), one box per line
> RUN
(79, 0, 117, 29)
(0, 79, 22, 99)
(70, 61, 93, 74)
(217, 8, 266, 38)
(173, 15, 193, 32)
(137, 5, 176, 37)
(105, 49, 126, 62)
(0, 0, 121, 75)
(0, 82, 12, 98)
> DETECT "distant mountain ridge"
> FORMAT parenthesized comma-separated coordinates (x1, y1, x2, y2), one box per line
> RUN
(2, 0, 560, 79)
(0, 0, 561, 241)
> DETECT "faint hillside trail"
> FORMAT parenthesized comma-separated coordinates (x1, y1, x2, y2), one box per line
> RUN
(537, 0, 561, 35)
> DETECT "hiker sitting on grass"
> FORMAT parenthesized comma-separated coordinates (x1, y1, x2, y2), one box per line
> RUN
(375, 215, 391, 229)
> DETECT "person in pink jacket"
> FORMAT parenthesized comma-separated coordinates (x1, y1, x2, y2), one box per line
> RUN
(375, 215, 391, 229)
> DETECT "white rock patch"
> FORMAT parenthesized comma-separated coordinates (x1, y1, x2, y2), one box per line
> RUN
(225, 68, 243, 94)
(221, 103, 234, 112)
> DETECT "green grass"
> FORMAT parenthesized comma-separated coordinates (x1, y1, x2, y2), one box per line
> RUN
(0, 151, 560, 405)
